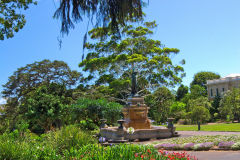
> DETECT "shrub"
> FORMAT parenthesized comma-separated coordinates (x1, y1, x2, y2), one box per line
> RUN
(42, 125, 97, 154)
(183, 143, 194, 150)
(0, 132, 60, 160)
(70, 98, 123, 127)
(232, 142, 240, 150)
(157, 143, 182, 150)
(193, 142, 214, 151)
(218, 141, 234, 149)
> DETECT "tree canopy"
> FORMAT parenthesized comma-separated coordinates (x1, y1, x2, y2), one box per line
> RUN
(79, 20, 185, 100)
(2, 59, 81, 100)
(21, 83, 73, 132)
(145, 87, 174, 123)
(176, 84, 188, 101)
(219, 88, 240, 122)
(190, 71, 220, 89)
(0, 0, 37, 40)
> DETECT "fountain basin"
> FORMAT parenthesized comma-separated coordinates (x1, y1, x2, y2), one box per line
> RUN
(100, 126, 176, 141)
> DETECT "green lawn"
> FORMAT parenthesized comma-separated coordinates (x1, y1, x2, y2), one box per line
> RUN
(175, 123, 240, 132)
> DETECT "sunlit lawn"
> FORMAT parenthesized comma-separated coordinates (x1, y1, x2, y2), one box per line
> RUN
(175, 123, 240, 132)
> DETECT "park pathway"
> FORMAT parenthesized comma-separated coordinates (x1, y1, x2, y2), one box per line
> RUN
(177, 131, 240, 137)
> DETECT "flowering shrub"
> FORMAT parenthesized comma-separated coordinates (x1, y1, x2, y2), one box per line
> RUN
(157, 143, 182, 150)
(231, 142, 240, 150)
(157, 142, 215, 151)
(193, 142, 214, 151)
(155, 135, 240, 145)
(183, 143, 195, 150)
(218, 141, 234, 149)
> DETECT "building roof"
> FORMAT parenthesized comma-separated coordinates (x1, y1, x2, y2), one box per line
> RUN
(207, 73, 240, 85)
(223, 73, 240, 78)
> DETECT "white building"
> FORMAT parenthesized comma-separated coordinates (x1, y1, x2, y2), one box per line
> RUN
(206, 74, 240, 100)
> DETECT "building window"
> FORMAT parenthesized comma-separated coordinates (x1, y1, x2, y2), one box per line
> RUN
(216, 88, 219, 96)
(211, 89, 213, 97)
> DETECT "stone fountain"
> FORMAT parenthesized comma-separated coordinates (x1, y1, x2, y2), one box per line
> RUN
(100, 69, 178, 142)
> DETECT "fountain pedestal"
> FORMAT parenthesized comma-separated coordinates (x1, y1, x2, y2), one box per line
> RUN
(122, 96, 151, 129)
(100, 95, 178, 142)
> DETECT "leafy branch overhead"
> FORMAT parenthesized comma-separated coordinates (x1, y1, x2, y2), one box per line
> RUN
(79, 20, 185, 99)
(0, 0, 37, 40)
(54, 0, 145, 35)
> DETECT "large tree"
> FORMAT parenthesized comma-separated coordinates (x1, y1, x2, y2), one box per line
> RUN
(190, 71, 220, 89)
(219, 88, 240, 122)
(176, 84, 188, 101)
(187, 97, 211, 123)
(145, 87, 174, 123)
(0, 0, 37, 40)
(2, 59, 81, 100)
(1, 60, 81, 132)
(79, 21, 185, 101)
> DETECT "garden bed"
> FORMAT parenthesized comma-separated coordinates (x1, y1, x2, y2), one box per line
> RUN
(154, 135, 240, 151)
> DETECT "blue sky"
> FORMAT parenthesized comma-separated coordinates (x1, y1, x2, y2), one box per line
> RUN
(1, 0, 240, 102)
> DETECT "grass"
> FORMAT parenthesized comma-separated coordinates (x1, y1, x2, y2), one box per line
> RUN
(175, 123, 240, 132)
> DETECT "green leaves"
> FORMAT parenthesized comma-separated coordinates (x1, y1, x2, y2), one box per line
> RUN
(219, 88, 240, 121)
(0, 0, 37, 40)
(80, 20, 185, 97)
(2, 59, 81, 100)
(22, 83, 73, 132)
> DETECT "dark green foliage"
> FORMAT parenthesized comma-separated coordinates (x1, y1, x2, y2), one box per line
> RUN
(55, 0, 145, 35)
(69, 98, 123, 127)
(190, 71, 220, 89)
(21, 83, 73, 133)
(190, 84, 207, 98)
(145, 87, 174, 123)
(2, 59, 81, 100)
(1, 60, 80, 132)
(219, 89, 240, 122)
(176, 84, 188, 101)
(210, 95, 222, 120)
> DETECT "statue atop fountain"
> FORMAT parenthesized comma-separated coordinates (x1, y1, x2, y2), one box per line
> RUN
(122, 68, 151, 129)
(99, 67, 178, 142)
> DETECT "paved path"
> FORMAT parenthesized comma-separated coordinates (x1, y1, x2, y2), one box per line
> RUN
(177, 131, 240, 137)
(169, 151, 240, 160)
(177, 131, 240, 138)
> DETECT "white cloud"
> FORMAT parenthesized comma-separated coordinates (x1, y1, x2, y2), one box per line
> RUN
(0, 98, 6, 105)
